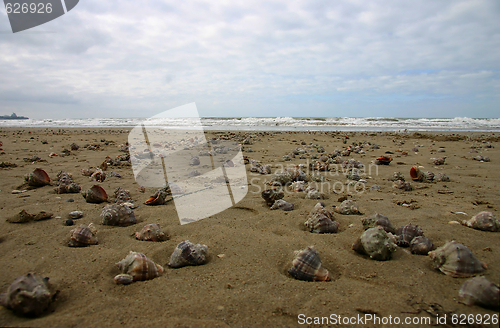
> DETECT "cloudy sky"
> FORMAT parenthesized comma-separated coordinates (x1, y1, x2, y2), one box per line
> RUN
(0, 0, 499, 119)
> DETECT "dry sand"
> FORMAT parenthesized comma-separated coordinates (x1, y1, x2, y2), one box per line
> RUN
(0, 127, 499, 327)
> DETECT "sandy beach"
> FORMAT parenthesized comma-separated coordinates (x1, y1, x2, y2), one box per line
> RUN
(0, 127, 498, 327)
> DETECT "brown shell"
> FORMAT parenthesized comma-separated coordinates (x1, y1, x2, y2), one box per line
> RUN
(432, 157, 446, 165)
(261, 188, 284, 206)
(288, 246, 330, 282)
(114, 187, 132, 204)
(115, 251, 163, 283)
(462, 211, 500, 232)
(56, 171, 73, 184)
(101, 204, 136, 227)
(145, 186, 171, 205)
(395, 223, 424, 247)
(410, 236, 434, 255)
(305, 203, 339, 233)
(270, 199, 294, 211)
(334, 199, 361, 215)
(54, 182, 81, 194)
(90, 169, 106, 182)
(68, 224, 98, 247)
(82, 185, 108, 203)
(362, 213, 395, 234)
(81, 168, 95, 176)
(459, 276, 499, 310)
(135, 223, 168, 242)
(0, 273, 53, 317)
(24, 168, 51, 187)
(375, 156, 392, 165)
(168, 240, 208, 268)
(392, 180, 413, 191)
(428, 241, 487, 277)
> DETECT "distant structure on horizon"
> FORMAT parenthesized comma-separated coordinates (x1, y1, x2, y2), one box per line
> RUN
(0, 112, 29, 120)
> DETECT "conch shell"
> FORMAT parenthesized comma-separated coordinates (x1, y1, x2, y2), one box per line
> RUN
(428, 241, 487, 277)
(395, 223, 424, 247)
(270, 199, 294, 211)
(68, 223, 98, 247)
(462, 211, 500, 232)
(24, 168, 51, 187)
(114, 251, 164, 284)
(114, 187, 132, 204)
(82, 185, 108, 204)
(145, 185, 171, 205)
(168, 240, 208, 268)
(373, 156, 392, 165)
(409, 236, 434, 255)
(90, 168, 106, 182)
(459, 276, 499, 310)
(54, 182, 81, 194)
(101, 204, 136, 227)
(334, 199, 361, 215)
(361, 213, 395, 234)
(352, 226, 397, 261)
(305, 203, 339, 233)
(135, 223, 168, 242)
(0, 273, 54, 317)
(288, 246, 330, 282)
(261, 188, 284, 206)
(409, 166, 434, 182)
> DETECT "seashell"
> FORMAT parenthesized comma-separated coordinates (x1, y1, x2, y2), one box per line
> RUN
(90, 168, 106, 182)
(288, 246, 330, 282)
(388, 172, 405, 182)
(114, 187, 132, 204)
(188, 170, 200, 177)
(462, 211, 500, 232)
(409, 166, 434, 182)
(392, 180, 413, 191)
(373, 156, 392, 165)
(352, 226, 397, 261)
(473, 155, 490, 162)
(68, 211, 83, 219)
(135, 223, 168, 242)
(305, 189, 324, 199)
(145, 185, 171, 205)
(362, 213, 395, 234)
(168, 240, 208, 268)
(334, 199, 361, 215)
(395, 223, 424, 247)
(7, 209, 33, 223)
(189, 156, 200, 166)
(70, 143, 80, 151)
(435, 172, 450, 182)
(54, 182, 81, 194)
(81, 168, 95, 176)
(56, 171, 73, 184)
(82, 185, 108, 203)
(305, 213, 339, 234)
(428, 241, 487, 277)
(68, 223, 98, 247)
(292, 181, 305, 192)
(24, 168, 51, 187)
(101, 203, 137, 226)
(271, 171, 293, 186)
(0, 273, 53, 317)
(410, 236, 434, 255)
(114, 251, 163, 284)
(270, 199, 294, 211)
(432, 157, 446, 165)
(109, 171, 122, 178)
(459, 276, 499, 310)
(261, 188, 284, 206)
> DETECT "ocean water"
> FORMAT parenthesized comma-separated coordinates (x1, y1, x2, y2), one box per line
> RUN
(1, 117, 499, 132)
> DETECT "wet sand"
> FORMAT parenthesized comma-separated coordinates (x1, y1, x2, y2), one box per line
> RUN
(0, 127, 499, 327)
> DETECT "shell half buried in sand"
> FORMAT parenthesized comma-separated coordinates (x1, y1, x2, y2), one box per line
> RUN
(459, 276, 499, 310)
(462, 211, 500, 232)
(114, 251, 163, 284)
(82, 185, 108, 204)
(428, 241, 487, 277)
(288, 246, 330, 282)
(168, 240, 208, 268)
(68, 223, 98, 247)
(305, 203, 339, 233)
(135, 223, 169, 242)
(24, 168, 51, 187)
(361, 213, 395, 234)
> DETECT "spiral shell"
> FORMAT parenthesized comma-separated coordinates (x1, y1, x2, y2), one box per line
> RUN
(362, 213, 395, 234)
(459, 276, 499, 310)
(55, 182, 81, 194)
(114, 187, 132, 204)
(288, 246, 330, 282)
(189, 156, 200, 165)
(395, 223, 424, 247)
(462, 211, 500, 232)
(409, 166, 434, 182)
(410, 236, 434, 255)
(352, 226, 397, 261)
(168, 240, 208, 268)
(24, 168, 51, 187)
(428, 241, 487, 277)
(82, 185, 108, 203)
(0, 273, 53, 317)
(145, 186, 171, 205)
(114, 251, 163, 284)
(68, 223, 98, 247)
(270, 199, 294, 211)
(392, 180, 413, 191)
(334, 200, 361, 215)
(90, 168, 106, 182)
(135, 223, 168, 242)
(305, 203, 339, 233)
(101, 203, 136, 227)
(432, 157, 446, 165)
(261, 188, 284, 206)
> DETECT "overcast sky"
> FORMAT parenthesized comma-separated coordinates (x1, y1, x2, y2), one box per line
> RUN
(0, 0, 499, 119)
